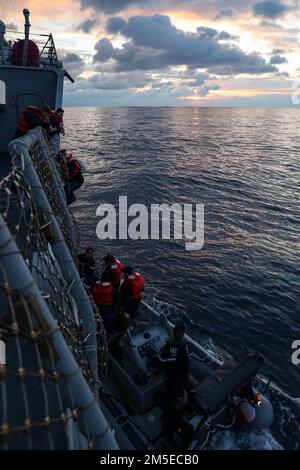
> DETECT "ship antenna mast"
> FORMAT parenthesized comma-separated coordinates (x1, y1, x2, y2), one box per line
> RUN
(22, 8, 30, 66)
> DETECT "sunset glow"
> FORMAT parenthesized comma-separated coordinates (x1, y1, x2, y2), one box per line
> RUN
(2, 0, 300, 106)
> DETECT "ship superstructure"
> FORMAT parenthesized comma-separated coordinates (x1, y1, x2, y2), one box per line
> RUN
(0, 9, 73, 154)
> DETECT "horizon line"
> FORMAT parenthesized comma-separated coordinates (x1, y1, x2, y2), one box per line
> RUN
(62, 105, 300, 109)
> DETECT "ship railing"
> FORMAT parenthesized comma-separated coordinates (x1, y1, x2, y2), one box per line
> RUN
(3, 31, 61, 69)
(0, 128, 116, 449)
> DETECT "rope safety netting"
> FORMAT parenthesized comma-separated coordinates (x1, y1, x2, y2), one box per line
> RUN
(0, 135, 109, 449)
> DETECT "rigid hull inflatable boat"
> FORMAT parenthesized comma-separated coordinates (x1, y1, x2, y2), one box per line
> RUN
(102, 301, 274, 450)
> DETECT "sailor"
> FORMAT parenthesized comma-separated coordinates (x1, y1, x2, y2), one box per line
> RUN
(120, 266, 144, 318)
(91, 278, 119, 332)
(77, 247, 96, 284)
(14, 103, 52, 137)
(65, 153, 84, 204)
(49, 108, 64, 155)
(157, 324, 190, 400)
(102, 254, 124, 287)
(67, 153, 84, 190)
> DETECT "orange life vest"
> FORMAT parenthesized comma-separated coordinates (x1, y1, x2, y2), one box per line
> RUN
(91, 281, 114, 306)
(106, 259, 124, 286)
(51, 111, 62, 125)
(67, 154, 82, 181)
(50, 111, 63, 131)
(17, 106, 45, 134)
(121, 272, 144, 301)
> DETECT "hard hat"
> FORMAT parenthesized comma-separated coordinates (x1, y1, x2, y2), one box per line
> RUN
(122, 266, 134, 275)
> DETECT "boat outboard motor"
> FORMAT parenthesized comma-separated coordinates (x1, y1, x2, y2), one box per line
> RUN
(192, 352, 264, 415)
(192, 350, 274, 429)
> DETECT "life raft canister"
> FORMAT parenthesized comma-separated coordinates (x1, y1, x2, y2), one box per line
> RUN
(11, 39, 40, 67)
(121, 272, 144, 300)
(235, 402, 256, 425)
(17, 106, 44, 134)
(91, 281, 114, 306)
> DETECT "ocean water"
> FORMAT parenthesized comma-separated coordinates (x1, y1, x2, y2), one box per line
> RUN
(63, 107, 300, 449)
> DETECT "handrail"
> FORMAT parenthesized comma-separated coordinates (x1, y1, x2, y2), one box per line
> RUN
(0, 212, 118, 450)
(8, 128, 100, 385)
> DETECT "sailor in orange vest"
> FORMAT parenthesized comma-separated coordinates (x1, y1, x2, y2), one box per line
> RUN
(49, 108, 64, 155)
(67, 154, 84, 189)
(120, 266, 144, 318)
(14, 103, 52, 138)
(102, 254, 124, 288)
(65, 153, 84, 205)
(90, 276, 119, 332)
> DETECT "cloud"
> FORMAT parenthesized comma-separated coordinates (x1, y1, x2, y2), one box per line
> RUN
(66, 56, 222, 104)
(63, 52, 85, 76)
(274, 71, 289, 76)
(6, 23, 18, 31)
(253, 1, 290, 19)
(94, 38, 115, 62)
(64, 53, 83, 63)
(198, 83, 220, 96)
(182, 71, 211, 86)
(179, 70, 222, 98)
(107, 16, 127, 34)
(215, 8, 235, 20)
(270, 54, 288, 64)
(80, 0, 152, 14)
(196, 27, 238, 41)
(72, 71, 158, 91)
(79, 0, 255, 18)
(65, 69, 205, 105)
(94, 14, 277, 76)
(77, 18, 98, 33)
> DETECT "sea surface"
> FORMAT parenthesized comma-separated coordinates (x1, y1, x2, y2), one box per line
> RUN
(63, 107, 300, 450)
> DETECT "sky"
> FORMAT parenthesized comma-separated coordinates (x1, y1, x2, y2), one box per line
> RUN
(2, 0, 300, 106)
